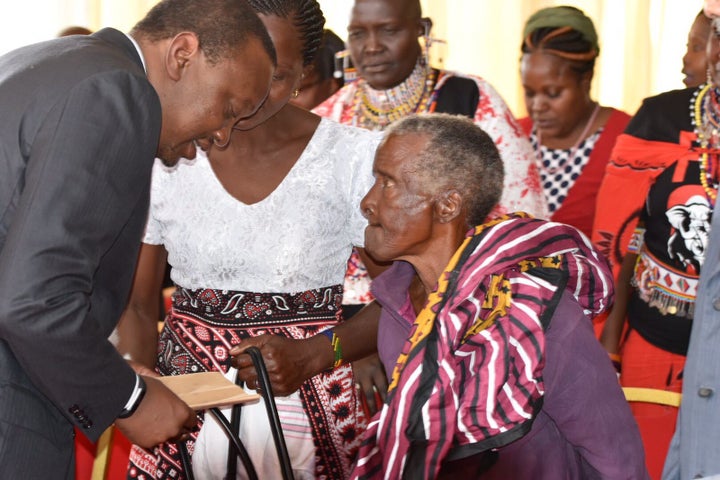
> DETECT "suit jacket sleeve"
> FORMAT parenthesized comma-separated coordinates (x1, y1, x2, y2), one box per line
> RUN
(0, 69, 160, 439)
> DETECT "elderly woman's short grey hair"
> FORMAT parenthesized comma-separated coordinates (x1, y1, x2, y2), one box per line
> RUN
(382, 113, 504, 226)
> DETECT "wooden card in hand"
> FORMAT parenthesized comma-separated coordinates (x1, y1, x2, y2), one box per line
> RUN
(156, 372, 261, 410)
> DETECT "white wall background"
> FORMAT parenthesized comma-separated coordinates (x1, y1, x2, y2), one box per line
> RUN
(0, 0, 704, 117)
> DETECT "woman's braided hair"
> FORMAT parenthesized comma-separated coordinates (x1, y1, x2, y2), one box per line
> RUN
(521, 6, 598, 75)
(247, 0, 326, 66)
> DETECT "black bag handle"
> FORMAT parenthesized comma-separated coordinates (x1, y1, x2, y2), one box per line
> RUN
(178, 346, 295, 480)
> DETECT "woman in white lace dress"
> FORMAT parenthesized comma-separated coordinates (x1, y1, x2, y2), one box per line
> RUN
(118, 1, 381, 478)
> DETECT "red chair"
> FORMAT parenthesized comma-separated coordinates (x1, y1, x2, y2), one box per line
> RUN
(75, 426, 132, 480)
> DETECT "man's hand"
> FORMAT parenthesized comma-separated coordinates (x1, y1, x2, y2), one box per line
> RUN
(126, 359, 159, 378)
(231, 334, 330, 396)
(114, 376, 197, 449)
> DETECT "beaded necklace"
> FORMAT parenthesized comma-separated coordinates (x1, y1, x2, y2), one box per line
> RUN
(352, 61, 437, 130)
(691, 83, 720, 206)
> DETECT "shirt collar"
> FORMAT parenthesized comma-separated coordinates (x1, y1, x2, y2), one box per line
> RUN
(124, 33, 147, 73)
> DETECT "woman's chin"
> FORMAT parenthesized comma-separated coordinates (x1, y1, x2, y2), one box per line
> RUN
(365, 228, 402, 262)
(364, 244, 389, 264)
(364, 247, 389, 263)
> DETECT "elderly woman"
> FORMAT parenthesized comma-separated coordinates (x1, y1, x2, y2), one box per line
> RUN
(314, 0, 547, 349)
(233, 114, 648, 479)
(350, 114, 647, 479)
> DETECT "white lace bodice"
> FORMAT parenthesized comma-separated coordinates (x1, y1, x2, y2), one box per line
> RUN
(144, 118, 382, 292)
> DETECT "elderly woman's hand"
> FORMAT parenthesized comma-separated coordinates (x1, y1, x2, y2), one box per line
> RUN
(230, 334, 330, 396)
(352, 354, 388, 415)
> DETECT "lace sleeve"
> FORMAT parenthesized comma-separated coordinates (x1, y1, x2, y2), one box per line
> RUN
(142, 159, 164, 245)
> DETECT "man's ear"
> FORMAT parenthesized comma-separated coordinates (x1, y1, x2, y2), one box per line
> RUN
(165, 32, 201, 81)
(434, 190, 463, 224)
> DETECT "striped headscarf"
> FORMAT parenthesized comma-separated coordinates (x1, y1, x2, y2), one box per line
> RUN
(351, 213, 613, 479)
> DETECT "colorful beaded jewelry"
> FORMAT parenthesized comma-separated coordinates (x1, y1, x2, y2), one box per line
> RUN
(691, 83, 720, 206)
(352, 61, 437, 130)
(320, 329, 343, 369)
(627, 226, 645, 254)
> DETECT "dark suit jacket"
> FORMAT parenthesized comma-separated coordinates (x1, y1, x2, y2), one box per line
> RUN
(0, 28, 161, 477)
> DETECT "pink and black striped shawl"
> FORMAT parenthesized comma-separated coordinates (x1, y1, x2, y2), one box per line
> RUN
(351, 213, 613, 479)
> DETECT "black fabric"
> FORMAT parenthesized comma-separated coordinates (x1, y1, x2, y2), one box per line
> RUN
(341, 303, 365, 321)
(627, 160, 699, 355)
(433, 73, 480, 119)
(622, 86, 707, 356)
(627, 296, 692, 355)
(642, 160, 706, 274)
(625, 88, 695, 142)
(525, 265, 569, 332)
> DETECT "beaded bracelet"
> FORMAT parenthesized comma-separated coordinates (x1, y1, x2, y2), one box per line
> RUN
(627, 227, 645, 254)
(320, 329, 343, 369)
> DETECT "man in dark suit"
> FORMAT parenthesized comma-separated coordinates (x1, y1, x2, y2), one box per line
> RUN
(0, 0, 276, 477)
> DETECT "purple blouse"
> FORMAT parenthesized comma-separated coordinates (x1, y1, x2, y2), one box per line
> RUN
(371, 261, 649, 479)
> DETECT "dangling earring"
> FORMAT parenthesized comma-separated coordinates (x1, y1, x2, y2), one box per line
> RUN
(292, 88, 300, 98)
(708, 65, 714, 87)
(419, 17, 432, 67)
(334, 50, 356, 82)
(333, 51, 344, 80)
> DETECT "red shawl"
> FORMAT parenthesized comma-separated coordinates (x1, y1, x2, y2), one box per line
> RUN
(590, 132, 696, 281)
(519, 108, 631, 237)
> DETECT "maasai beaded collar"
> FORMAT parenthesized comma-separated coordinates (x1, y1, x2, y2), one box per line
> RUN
(353, 61, 437, 130)
(691, 83, 720, 206)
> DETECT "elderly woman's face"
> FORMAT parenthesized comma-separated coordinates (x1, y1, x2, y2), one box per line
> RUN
(361, 133, 436, 262)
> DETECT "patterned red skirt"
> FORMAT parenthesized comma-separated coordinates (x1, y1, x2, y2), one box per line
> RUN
(128, 285, 366, 480)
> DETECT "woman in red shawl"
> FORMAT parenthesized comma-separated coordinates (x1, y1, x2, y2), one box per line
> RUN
(518, 6, 631, 238)
(598, 14, 719, 479)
